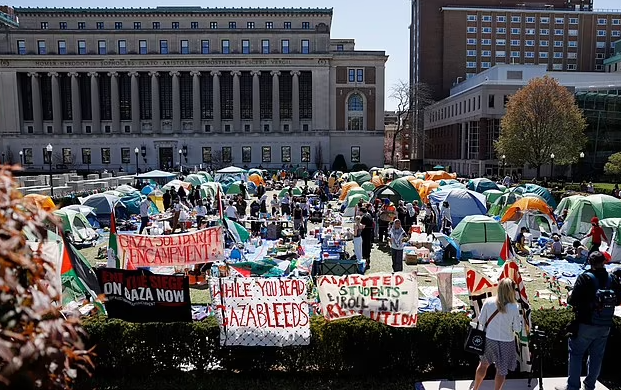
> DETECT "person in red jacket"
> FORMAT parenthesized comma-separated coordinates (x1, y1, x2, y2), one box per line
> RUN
(585, 217, 608, 255)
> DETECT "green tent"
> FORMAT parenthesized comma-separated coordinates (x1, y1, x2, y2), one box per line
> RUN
(451, 215, 507, 259)
(348, 171, 372, 185)
(278, 186, 303, 198)
(348, 187, 368, 198)
(226, 181, 242, 196)
(561, 194, 621, 237)
(388, 177, 422, 203)
(439, 179, 459, 186)
(120, 192, 144, 215)
(184, 174, 206, 186)
(599, 218, 621, 245)
(344, 193, 370, 217)
(467, 178, 500, 193)
(488, 192, 523, 216)
(52, 209, 99, 245)
(483, 189, 504, 204)
(555, 194, 585, 215)
(361, 181, 376, 192)
(196, 171, 213, 182)
(200, 182, 222, 200)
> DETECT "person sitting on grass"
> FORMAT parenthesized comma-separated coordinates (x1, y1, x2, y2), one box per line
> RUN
(567, 240, 589, 265)
(544, 234, 565, 259)
(514, 227, 530, 255)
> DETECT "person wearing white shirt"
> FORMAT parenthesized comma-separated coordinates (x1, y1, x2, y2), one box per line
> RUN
(225, 200, 238, 221)
(281, 192, 291, 216)
(138, 198, 152, 234)
(193, 200, 207, 228)
(171, 199, 188, 234)
(270, 194, 279, 216)
(472, 278, 523, 390)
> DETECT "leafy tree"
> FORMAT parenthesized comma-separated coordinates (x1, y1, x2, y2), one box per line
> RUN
(0, 167, 93, 389)
(495, 76, 587, 178)
(604, 152, 621, 178)
(331, 154, 347, 172)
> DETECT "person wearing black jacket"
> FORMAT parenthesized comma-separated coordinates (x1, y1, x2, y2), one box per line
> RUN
(557, 252, 621, 390)
(360, 208, 374, 271)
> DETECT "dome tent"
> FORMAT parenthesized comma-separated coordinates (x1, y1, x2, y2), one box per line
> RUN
(184, 174, 207, 187)
(483, 189, 504, 204)
(196, 171, 213, 182)
(24, 194, 56, 212)
(278, 186, 303, 198)
(511, 183, 557, 209)
(387, 177, 422, 204)
(361, 182, 376, 192)
(343, 193, 370, 217)
(340, 182, 361, 201)
(425, 170, 456, 181)
(467, 178, 500, 193)
(53, 209, 99, 246)
(500, 197, 558, 242)
(348, 171, 372, 185)
(418, 181, 441, 203)
(598, 218, 621, 263)
(560, 194, 621, 237)
(347, 187, 368, 199)
(428, 188, 487, 228)
(555, 194, 585, 216)
(371, 185, 402, 206)
(451, 215, 507, 260)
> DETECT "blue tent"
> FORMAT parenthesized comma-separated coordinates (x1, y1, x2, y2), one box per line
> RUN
(511, 184, 557, 209)
(467, 178, 500, 193)
(120, 193, 143, 215)
(428, 188, 487, 228)
(141, 185, 154, 195)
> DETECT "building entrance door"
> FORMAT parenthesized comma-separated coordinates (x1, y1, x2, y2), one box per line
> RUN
(159, 147, 173, 170)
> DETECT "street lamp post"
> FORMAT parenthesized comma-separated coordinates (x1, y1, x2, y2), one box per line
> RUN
(19, 150, 23, 166)
(46, 144, 53, 197)
(579, 152, 585, 182)
(178, 149, 183, 173)
(1, 153, 4, 164)
(550, 153, 555, 183)
(134, 147, 139, 174)
(501, 154, 506, 178)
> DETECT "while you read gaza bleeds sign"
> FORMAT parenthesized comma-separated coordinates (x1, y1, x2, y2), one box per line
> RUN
(317, 272, 418, 327)
(118, 226, 225, 267)
(211, 277, 311, 346)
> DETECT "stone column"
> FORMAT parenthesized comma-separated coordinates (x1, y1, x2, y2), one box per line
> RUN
(251, 71, 261, 132)
(211, 71, 221, 132)
(88, 72, 100, 134)
(271, 71, 281, 132)
(231, 70, 241, 132)
(69, 72, 82, 134)
(49, 72, 62, 134)
(108, 71, 120, 133)
(291, 70, 300, 132)
(129, 71, 140, 133)
(191, 70, 201, 133)
(149, 71, 160, 133)
(28, 72, 43, 134)
(170, 71, 181, 132)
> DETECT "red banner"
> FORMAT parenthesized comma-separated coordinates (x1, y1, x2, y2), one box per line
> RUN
(119, 226, 225, 267)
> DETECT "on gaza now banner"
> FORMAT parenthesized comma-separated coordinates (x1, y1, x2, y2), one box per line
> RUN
(317, 272, 418, 327)
(118, 226, 225, 267)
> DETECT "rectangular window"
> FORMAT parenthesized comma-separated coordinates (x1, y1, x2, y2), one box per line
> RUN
(78, 21, 85, 29)
(284, 22, 291, 29)
(302, 22, 310, 29)
(261, 146, 271, 163)
(23, 148, 33, 164)
(554, 29, 564, 35)
(17, 40, 25, 55)
(153, 22, 160, 29)
(540, 40, 549, 47)
(613, 31, 621, 37)
(59, 21, 67, 29)
(281, 146, 291, 162)
(98, 40, 106, 55)
(497, 27, 506, 34)
(511, 51, 520, 58)
(261, 39, 270, 54)
(58, 40, 67, 55)
(555, 17, 565, 24)
(525, 51, 535, 58)
(466, 49, 476, 56)
(244, 124, 250, 132)
(553, 64, 563, 70)
(596, 41, 605, 48)
(541, 29, 549, 35)
(482, 50, 491, 57)
(66, 126, 72, 135)
(114, 22, 122, 29)
(497, 16, 506, 22)
(224, 124, 231, 133)
(511, 16, 520, 23)
(488, 94, 494, 108)
(526, 17, 535, 23)
(265, 21, 273, 29)
(96, 22, 104, 29)
(569, 18, 578, 24)
(539, 52, 548, 58)
(348, 69, 355, 82)
(567, 52, 577, 59)
(569, 29, 578, 36)
(598, 18, 607, 25)
(229, 21, 236, 28)
(62, 148, 72, 164)
(540, 17, 550, 24)
(204, 125, 211, 133)
(510, 40, 520, 46)
(301, 39, 310, 54)
(134, 22, 141, 30)
(567, 64, 576, 70)
(263, 124, 270, 132)
(101, 148, 111, 164)
(301, 146, 311, 162)
(482, 16, 492, 22)
(118, 40, 127, 54)
(281, 39, 289, 54)
(525, 40, 535, 46)
(511, 28, 520, 34)
(466, 62, 477, 68)
(302, 124, 309, 131)
(180, 40, 189, 54)
(40, 22, 48, 29)
(496, 39, 506, 45)
(597, 30, 607, 36)
(467, 27, 477, 33)
(596, 53, 605, 59)
(120, 148, 130, 163)
(482, 62, 491, 69)
(481, 39, 491, 45)
(247, 22, 255, 29)
(242, 146, 251, 163)
(191, 22, 198, 29)
(210, 22, 218, 29)
(85, 126, 91, 134)
(222, 40, 230, 54)
(242, 39, 250, 54)
(78, 40, 86, 55)
(496, 50, 506, 57)
(554, 41, 563, 47)
(37, 40, 46, 55)
(525, 28, 535, 35)
(483, 27, 492, 33)
(356, 69, 364, 83)
(467, 38, 477, 45)
(220, 147, 231, 163)
(201, 40, 209, 54)
(595, 64, 603, 71)
(202, 147, 212, 163)
(467, 15, 477, 21)
(613, 19, 621, 25)
(104, 125, 110, 133)
(172, 22, 179, 29)
(160, 40, 168, 54)
(553, 52, 563, 58)
(139, 40, 147, 54)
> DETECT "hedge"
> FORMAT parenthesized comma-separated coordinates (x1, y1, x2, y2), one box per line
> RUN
(81, 310, 621, 381)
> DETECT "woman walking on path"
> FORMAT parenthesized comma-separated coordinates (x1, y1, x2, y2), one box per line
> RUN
(388, 219, 407, 272)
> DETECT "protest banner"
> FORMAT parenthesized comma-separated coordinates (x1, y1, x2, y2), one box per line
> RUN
(96, 268, 191, 323)
(211, 277, 311, 346)
(317, 272, 418, 327)
(119, 226, 225, 268)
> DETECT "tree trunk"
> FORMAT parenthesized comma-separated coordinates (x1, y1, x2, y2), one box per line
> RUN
(536, 164, 541, 180)
(391, 132, 398, 166)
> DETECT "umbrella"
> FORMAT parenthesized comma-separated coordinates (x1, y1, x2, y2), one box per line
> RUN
(432, 232, 462, 260)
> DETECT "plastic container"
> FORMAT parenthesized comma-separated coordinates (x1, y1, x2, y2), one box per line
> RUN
(416, 247, 430, 259)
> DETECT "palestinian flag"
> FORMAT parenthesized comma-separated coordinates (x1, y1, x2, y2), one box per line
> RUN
(217, 186, 224, 221)
(497, 234, 515, 266)
(224, 217, 251, 243)
(107, 209, 120, 268)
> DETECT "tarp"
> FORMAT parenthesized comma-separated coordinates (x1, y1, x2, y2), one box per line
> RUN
(467, 178, 500, 193)
(135, 170, 177, 180)
(561, 194, 621, 237)
(428, 188, 487, 227)
(511, 184, 557, 209)
(148, 190, 165, 212)
(483, 189, 504, 204)
(184, 174, 206, 187)
(388, 177, 423, 203)
(425, 170, 456, 181)
(24, 194, 56, 211)
(418, 181, 441, 203)
(371, 185, 401, 205)
(555, 195, 585, 215)
(348, 171, 372, 185)
(361, 181, 376, 192)
(501, 197, 555, 223)
(340, 182, 361, 201)
(249, 173, 265, 186)
(53, 209, 99, 244)
(451, 215, 507, 259)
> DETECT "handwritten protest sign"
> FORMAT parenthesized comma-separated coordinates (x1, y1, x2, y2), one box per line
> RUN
(317, 272, 418, 327)
(119, 226, 225, 267)
(211, 277, 310, 346)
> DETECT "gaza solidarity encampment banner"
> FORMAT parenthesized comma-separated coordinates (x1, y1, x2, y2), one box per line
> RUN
(118, 226, 225, 267)
(96, 268, 191, 323)
(211, 277, 311, 346)
(317, 272, 418, 327)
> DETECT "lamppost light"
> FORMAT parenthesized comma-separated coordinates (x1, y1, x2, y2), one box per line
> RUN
(580, 152, 585, 158)
(134, 147, 139, 154)
(18, 150, 22, 156)
(550, 153, 555, 159)
(501, 154, 505, 160)
(178, 149, 182, 155)
(46, 144, 53, 153)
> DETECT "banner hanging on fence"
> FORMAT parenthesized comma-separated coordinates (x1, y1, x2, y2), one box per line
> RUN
(96, 268, 192, 323)
(317, 272, 418, 327)
(211, 277, 311, 346)
(119, 226, 225, 267)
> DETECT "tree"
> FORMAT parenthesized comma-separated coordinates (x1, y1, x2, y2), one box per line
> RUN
(0, 167, 93, 389)
(314, 144, 323, 170)
(496, 76, 587, 178)
(604, 152, 621, 178)
(331, 154, 347, 172)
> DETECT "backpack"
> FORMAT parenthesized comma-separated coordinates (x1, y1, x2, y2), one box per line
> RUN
(586, 272, 617, 327)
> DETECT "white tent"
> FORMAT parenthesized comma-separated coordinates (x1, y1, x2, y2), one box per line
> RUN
(503, 211, 559, 242)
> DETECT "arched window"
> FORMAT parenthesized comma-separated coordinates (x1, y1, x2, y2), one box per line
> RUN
(347, 93, 364, 130)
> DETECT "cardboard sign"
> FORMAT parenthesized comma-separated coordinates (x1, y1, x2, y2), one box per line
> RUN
(317, 272, 418, 327)
(119, 226, 225, 267)
(211, 277, 311, 346)
(96, 268, 191, 323)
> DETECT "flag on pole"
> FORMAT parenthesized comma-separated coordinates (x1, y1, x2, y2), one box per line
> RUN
(217, 186, 224, 221)
(224, 217, 251, 243)
(497, 234, 515, 266)
(107, 208, 120, 268)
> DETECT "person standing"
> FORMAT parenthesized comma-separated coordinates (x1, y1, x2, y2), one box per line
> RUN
(556, 252, 621, 390)
(293, 203, 303, 231)
(225, 200, 238, 222)
(138, 197, 152, 234)
(472, 278, 523, 390)
(236, 195, 247, 219)
(388, 219, 407, 272)
(256, 183, 265, 200)
(360, 208, 374, 271)
(171, 198, 188, 234)
(423, 202, 437, 236)
(239, 181, 247, 200)
(281, 191, 291, 216)
(584, 217, 608, 254)
(440, 201, 453, 235)
(353, 216, 364, 261)
(270, 194, 279, 216)
(404, 202, 416, 233)
(302, 167, 309, 186)
(163, 190, 172, 211)
(177, 185, 187, 202)
(193, 199, 207, 229)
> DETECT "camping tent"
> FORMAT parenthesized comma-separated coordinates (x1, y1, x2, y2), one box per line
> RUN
(598, 218, 621, 263)
(135, 170, 177, 186)
(24, 194, 56, 211)
(115, 184, 139, 196)
(371, 186, 402, 206)
(340, 182, 361, 201)
(62, 205, 99, 228)
(184, 174, 206, 187)
(451, 215, 507, 259)
(347, 187, 368, 199)
(200, 182, 223, 200)
(249, 173, 265, 186)
(555, 195, 585, 216)
(278, 186, 303, 198)
(343, 193, 370, 217)
(148, 190, 165, 212)
(418, 181, 441, 203)
(140, 185, 155, 195)
(488, 192, 523, 216)
(425, 170, 456, 181)
(511, 184, 557, 208)
(501, 197, 555, 223)
(53, 209, 99, 246)
(163, 179, 189, 192)
(248, 168, 263, 177)
(361, 182, 376, 192)
(428, 188, 487, 227)
(467, 178, 500, 193)
(503, 210, 558, 242)
(196, 171, 214, 182)
(82, 193, 125, 226)
(438, 179, 460, 186)
(349, 171, 372, 185)
(483, 189, 505, 204)
(226, 181, 243, 196)
(560, 194, 621, 237)
(120, 192, 144, 215)
(388, 177, 423, 204)
(371, 175, 384, 187)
